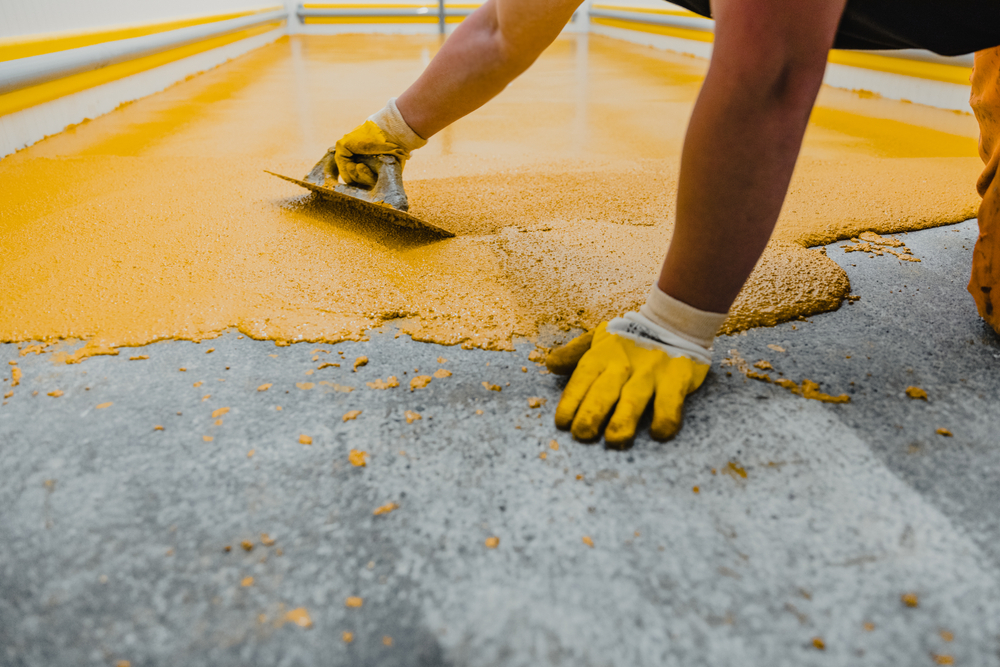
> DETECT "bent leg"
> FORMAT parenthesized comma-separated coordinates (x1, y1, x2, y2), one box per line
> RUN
(969, 46, 1000, 333)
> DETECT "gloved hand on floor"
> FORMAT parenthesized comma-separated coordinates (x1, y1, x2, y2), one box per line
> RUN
(333, 98, 427, 187)
(546, 285, 727, 449)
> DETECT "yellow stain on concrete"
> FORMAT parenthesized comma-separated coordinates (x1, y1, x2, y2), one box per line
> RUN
(0, 34, 981, 355)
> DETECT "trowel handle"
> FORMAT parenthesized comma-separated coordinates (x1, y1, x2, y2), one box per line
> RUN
(304, 152, 399, 190)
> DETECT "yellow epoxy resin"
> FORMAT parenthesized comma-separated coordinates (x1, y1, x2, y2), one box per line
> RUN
(0, 35, 982, 353)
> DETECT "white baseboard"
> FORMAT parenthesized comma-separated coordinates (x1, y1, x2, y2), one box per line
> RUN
(589, 22, 972, 112)
(822, 62, 971, 112)
(0, 26, 286, 159)
(589, 22, 713, 59)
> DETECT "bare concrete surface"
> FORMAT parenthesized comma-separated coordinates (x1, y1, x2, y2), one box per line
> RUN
(2, 219, 999, 667)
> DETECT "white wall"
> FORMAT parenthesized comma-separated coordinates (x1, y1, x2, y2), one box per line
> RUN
(0, 0, 285, 38)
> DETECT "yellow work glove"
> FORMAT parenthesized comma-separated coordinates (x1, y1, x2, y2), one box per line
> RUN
(547, 288, 727, 449)
(334, 98, 427, 187)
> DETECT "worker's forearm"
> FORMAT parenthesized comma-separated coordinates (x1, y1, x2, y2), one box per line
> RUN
(396, 0, 579, 139)
(658, 0, 847, 314)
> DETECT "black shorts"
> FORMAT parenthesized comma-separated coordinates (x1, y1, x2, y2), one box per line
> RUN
(669, 0, 1000, 56)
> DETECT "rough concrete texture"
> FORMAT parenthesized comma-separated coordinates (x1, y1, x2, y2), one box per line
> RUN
(2, 220, 999, 667)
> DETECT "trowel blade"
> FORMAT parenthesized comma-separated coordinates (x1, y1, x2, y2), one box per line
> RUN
(266, 171, 455, 238)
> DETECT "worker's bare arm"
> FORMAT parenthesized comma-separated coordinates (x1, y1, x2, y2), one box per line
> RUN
(658, 0, 848, 313)
(396, 0, 582, 139)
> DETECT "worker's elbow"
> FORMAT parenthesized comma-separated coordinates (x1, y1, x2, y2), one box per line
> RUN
(713, 45, 828, 112)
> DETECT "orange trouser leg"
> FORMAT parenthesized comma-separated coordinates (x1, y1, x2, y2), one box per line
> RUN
(969, 46, 1000, 333)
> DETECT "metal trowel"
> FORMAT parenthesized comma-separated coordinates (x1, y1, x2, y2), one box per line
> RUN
(266, 152, 454, 237)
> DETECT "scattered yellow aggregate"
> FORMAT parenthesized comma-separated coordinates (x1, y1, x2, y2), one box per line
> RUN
(129, 355, 148, 361)
(212, 406, 230, 419)
(241, 576, 254, 587)
(410, 375, 432, 391)
(304, 369, 314, 376)
(318, 381, 354, 392)
(582, 536, 594, 548)
(528, 397, 547, 408)
(10, 367, 21, 386)
(224, 545, 232, 552)
(349, 449, 368, 467)
(933, 655, 955, 665)
(261, 533, 276, 546)
(257, 383, 272, 391)
(117, 661, 131, 667)
(353, 356, 368, 372)
(482, 381, 501, 392)
(693, 486, 700, 494)
(4, 391, 12, 399)
(203, 435, 213, 442)
(859, 231, 905, 247)
(521, 366, 527, 372)
(343, 410, 362, 422)
(576, 474, 584, 480)
(433, 368, 452, 379)
(937, 428, 953, 437)
(373, 502, 399, 516)
(753, 360, 773, 371)
(201, 394, 211, 401)
(902, 592, 919, 607)
(539, 452, 547, 460)
(863, 622, 875, 632)
(528, 349, 546, 363)
(193, 381, 203, 388)
(725, 461, 747, 479)
(437, 357, 448, 364)
(941, 630, 954, 642)
(47, 390, 63, 397)
(276, 406, 282, 411)
(241, 540, 253, 551)
(312, 349, 330, 355)
(318, 362, 340, 370)
(268, 355, 277, 359)
(345, 596, 363, 608)
(812, 637, 825, 650)
(247, 449, 255, 457)
(383, 636, 393, 646)
(179, 368, 187, 372)
(767, 345, 786, 353)
(284, 608, 313, 628)
(722, 349, 849, 403)
(549, 440, 559, 450)
(405, 410, 422, 424)
(906, 386, 929, 400)
(367, 376, 399, 389)
(475, 409, 483, 415)
(154, 425, 164, 431)
(299, 434, 313, 445)
(96, 402, 113, 409)
(205, 348, 215, 354)
(296, 382, 314, 390)
(485, 536, 500, 549)
(342, 631, 354, 643)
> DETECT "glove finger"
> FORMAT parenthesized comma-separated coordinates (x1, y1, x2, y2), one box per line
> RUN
(604, 369, 655, 450)
(554, 352, 608, 431)
(650, 357, 706, 441)
(546, 330, 595, 375)
(354, 163, 377, 187)
(571, 363, 631, 442)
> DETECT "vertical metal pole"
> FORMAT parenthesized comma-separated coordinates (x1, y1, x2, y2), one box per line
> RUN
(437, 0, 446, 35)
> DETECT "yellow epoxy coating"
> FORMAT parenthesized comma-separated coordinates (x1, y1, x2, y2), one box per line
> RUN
(0, 35, 982, 354)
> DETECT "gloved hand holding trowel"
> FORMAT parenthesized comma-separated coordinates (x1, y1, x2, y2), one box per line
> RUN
(297, 0, 1000, 448)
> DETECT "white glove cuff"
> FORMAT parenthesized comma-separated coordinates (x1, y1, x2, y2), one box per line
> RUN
(639, 284, 727, 350)
(368, 98, 427, 153)
(607, 312, 713, 365)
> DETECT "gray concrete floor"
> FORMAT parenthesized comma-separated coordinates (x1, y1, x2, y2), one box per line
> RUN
(2, 219, 999, 667)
